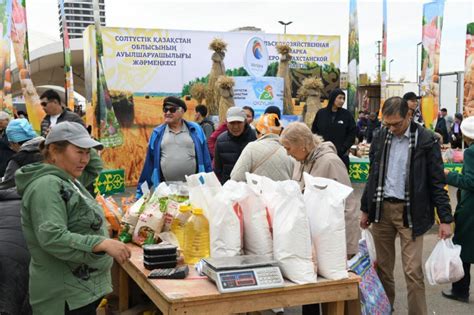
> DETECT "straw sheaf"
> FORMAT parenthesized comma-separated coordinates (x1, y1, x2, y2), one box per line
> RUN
(297, 85, 309, 99)
(109, 89, 133, 98)
(190, 83, 207, 101)
(209, 38, 228, 53)
(276, 44, 291, 55)
(216, 76, 235, 89)
(302, 77, 324, 91)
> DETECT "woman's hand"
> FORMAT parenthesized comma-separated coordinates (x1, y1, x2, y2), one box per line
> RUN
(94, 239, 131, 264)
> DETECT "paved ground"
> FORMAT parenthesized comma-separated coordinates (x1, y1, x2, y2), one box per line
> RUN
(262, 232, 473, 315)
(115, 184, 472, 314)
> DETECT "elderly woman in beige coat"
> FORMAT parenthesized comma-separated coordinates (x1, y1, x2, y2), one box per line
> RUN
(280, 122, 360, 256)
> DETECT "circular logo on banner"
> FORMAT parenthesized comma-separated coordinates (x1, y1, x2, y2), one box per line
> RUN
(244, 36, 268, 77)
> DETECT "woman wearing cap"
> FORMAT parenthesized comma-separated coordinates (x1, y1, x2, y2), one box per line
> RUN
(230, 113, 293, 182)
(442, 116, 474, 303)
(16, 122, 131, 315)
(0, 118, 43, 189)
(280, 122, 359, 257)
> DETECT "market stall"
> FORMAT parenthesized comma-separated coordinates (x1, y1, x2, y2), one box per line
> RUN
(96, 172, 381, 314)
(349, 143, 464, 183)
(117, 244, 361, 315)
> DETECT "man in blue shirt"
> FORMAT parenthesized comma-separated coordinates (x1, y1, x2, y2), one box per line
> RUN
(136, 96, 212, 197)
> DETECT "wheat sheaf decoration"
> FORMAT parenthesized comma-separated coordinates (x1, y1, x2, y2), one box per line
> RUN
(190, 83, 207, 103)
(209, 38, 228, 53)
(216, 76, 235, 89)
(302, 77, 324, 91)
(276, 43, 291, 55)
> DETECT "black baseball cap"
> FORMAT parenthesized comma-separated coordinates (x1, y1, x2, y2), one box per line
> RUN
(403, 92, 421, 101)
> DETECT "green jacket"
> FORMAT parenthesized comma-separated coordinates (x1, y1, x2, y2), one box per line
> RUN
(16, 162, 112, 314)
(447, 144, 474, 263)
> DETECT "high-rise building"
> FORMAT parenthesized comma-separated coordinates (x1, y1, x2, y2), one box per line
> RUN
(58, 0, 106, 39)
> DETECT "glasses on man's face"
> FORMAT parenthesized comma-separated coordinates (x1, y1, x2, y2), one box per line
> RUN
(163, 106, 178, 113)
(40, 100, 51, 107)
(382, 119, 405, 129)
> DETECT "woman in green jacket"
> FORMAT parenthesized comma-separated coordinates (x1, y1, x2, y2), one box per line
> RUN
(442, 116, 474, 303)
(16, 122, 131, 315)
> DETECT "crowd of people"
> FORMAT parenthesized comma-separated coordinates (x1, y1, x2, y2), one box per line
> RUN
(0, 88, 473, 315)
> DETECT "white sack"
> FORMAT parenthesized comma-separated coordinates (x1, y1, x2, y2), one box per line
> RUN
(303, 173, 352, 280)
(235, 181, 273, 256)
(208, 180, 243, 257)
(272, 179, 316, 284)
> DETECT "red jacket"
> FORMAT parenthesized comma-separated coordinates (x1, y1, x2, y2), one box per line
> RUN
(208, 122, 228, 159)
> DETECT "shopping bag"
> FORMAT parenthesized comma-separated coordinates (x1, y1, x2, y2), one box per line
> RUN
(186, 172, 222, 218)
(425, 239, 464, 285)
(361, 229, 377, 266)
(349, 239, 391, 315)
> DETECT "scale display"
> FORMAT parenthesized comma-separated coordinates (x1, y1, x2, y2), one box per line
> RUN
(220, 270, 257, 289)
(202, 255, 285, 293)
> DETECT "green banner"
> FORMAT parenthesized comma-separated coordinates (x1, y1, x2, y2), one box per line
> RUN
(349, 160, 462, 183)
(94, 169, 125, 195)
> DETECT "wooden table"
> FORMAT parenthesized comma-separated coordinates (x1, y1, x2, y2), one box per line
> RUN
(118, 244, 361, 315)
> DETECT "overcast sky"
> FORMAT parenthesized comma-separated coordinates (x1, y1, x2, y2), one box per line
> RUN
(25, 0, 474, 82)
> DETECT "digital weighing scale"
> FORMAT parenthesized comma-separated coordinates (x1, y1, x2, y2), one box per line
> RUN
(202, 255, 284, 293)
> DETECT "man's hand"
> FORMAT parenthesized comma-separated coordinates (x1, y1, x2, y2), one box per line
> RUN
(438, 223, 452, 239)
(360, 211, 370, 229)
(444, 169, 450, 176)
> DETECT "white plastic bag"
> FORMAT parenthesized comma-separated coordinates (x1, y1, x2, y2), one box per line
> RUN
(425, 239, 464, 285)
(272, 179, 317, 284)
(186, 172, 222, 217)
(207, 180, 244, 257)
(361, 229, 377, 266)
(303, 173, 353, 280)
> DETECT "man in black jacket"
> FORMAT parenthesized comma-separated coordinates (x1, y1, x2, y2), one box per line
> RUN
(311, 88, 356, 169)
(435, 108, 449, 144)
(360, 97, 453, 315)
(366, 112, 381, 143)
(39, 89, 85, 137)
(214, 107, 256, 184)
